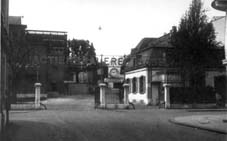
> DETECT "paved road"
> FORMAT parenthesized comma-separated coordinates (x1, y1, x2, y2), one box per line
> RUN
(5, 95, 227, 141)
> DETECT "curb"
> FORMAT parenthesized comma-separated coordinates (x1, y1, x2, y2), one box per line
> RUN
(11, 103, 47, 111)
(169, 118, 227, 134)
(95, 104, 135, 110)
(187, 109, 227, 112)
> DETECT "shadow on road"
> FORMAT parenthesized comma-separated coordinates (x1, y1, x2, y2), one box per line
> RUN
(4, 121, 76, 141)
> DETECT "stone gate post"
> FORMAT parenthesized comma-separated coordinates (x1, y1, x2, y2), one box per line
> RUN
(123, 83, 129, 105)
(99, 83, 106, 107)
(163, 83, 170, 109)
(34, 83, 42, 109)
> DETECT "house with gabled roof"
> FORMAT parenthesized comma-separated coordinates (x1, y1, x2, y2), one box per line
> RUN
(123, 33, 225, 108)
(123, 34, 180, 108)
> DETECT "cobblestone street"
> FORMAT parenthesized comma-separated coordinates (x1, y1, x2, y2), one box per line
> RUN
(4, 95, 227, 141)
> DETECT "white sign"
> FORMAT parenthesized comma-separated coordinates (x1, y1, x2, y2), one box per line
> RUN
(97, 55, 125, 78)
(97, 55, 124, 66)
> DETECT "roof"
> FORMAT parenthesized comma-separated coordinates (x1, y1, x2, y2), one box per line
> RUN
(148, 34, 173, 48)
(131, 34, 172, 54)
(131, 38, 156, 54)
(211, 16, 225, 22)
(26, 30, 67, 35)
(9, 16, 22, 25)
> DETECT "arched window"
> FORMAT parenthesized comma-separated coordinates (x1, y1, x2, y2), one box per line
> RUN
(139, 76, 146, 94)
(132, 77, 137, 94)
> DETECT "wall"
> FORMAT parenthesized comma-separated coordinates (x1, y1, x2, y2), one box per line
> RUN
(68, 83, 89, 95)
(16, 31, 68, 95)
(125, 68, 149, 104)
(205, 70, 226, 87)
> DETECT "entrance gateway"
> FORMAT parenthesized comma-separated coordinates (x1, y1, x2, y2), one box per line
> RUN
(96, 55, 130, 109)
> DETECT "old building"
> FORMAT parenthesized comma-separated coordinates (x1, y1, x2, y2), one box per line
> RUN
(8, 16, 100, 97)
(123, 33, 225, 108)
(8, 16, 68, 98)
(124, 34, 180, 107)
(25, 30, 68, 96)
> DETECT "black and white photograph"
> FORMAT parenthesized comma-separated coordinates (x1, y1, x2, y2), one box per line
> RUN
(0, 0, 227, 140)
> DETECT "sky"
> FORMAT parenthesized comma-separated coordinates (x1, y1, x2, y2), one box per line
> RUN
(9, 0, 225, 56)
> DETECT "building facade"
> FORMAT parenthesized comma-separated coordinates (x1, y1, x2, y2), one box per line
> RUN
(25, 30, 68, 96)
(124, 35, 181, 106)
(124, 33, 225, 108)
(8, 19, 68, 98)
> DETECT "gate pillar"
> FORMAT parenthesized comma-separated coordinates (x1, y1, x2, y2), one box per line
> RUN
(123, 83, 129, 105)
(163, 83, 170, 109)
(99, 83, 106, 107)
(34, 83, 42, 109)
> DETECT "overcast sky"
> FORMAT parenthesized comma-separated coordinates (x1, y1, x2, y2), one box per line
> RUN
(9, 0, 225, 56)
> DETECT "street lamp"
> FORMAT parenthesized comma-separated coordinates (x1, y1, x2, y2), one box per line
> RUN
(212, 0, 227, 67)
(212, 0, 227, 108)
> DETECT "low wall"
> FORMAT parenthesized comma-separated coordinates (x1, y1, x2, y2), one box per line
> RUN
(170, 103, 218, 109)
(68, 84, 90, 95)
(16, 93, 47, 102)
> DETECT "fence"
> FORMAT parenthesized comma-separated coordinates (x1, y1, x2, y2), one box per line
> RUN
(105, 88, 123, 104)
(94, 83, 128, 108)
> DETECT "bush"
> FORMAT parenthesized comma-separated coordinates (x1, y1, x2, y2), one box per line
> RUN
(170, 86, 215, 104)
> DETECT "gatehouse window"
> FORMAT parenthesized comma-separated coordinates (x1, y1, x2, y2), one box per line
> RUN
(132, 77, 137, 94)
(126, 78, 130, 84)
(139, 76, 146, 94)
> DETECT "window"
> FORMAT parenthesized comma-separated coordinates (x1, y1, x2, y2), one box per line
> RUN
(132, 77, 137, 94)
(126, 79, 130, 84)
(139, 76, 146, 94)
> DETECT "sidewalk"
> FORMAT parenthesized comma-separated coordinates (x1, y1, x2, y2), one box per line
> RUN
(11, 103, 46, 110)
(170, 114, 227, 134)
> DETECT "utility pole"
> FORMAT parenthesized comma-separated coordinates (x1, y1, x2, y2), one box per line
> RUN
(100, 54, 103, 82)
(212, 0, 227, 106)
(0, 0, 3, 131)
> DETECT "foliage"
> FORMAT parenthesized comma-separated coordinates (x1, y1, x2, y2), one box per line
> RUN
(7, 25, 34, 103)
(170, 0, 223, 88)
(68, 39, 96, 66)
(7, 26, 32, 75)
(170, 86, 216, 104)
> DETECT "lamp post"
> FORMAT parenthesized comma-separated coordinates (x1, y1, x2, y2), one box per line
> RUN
(100, 54, 103, 83)
(212, 0, 227, 68)
(212, 0, 227, 107)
